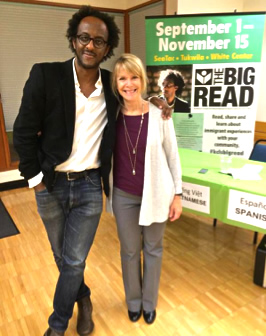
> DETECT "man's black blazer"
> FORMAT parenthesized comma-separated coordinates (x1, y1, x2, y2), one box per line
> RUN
(13, 58, 118, 196)
(173, 97, 190, 113)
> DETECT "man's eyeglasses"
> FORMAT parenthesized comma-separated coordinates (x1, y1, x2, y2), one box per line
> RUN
(162, 83, 176, 89)
(76, 34, 108, 49)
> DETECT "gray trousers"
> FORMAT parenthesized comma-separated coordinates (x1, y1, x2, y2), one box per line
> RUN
(113, 187, 166, 312)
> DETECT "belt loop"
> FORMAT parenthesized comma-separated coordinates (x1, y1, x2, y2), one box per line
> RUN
(66, 172, 75, 181)
(53, 171, 59, 186)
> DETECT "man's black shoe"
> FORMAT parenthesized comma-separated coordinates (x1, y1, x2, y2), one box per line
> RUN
(43, 327, 65, 336)
(77, 296, 94, 335)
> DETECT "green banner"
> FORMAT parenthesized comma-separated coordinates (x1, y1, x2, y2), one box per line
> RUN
(146, 13, 265, 65)
(146, 12, 266, 158)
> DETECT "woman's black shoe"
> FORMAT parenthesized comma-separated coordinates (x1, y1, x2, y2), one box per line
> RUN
(143, 310, 156, 324)
(128, 310, 142, 322)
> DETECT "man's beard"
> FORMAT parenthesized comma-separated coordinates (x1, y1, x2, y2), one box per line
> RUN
(76, 52, 101, 70)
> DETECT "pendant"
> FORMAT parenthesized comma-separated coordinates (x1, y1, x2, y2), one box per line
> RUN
(133, 149, 136, 154)
(132, 169, 136, 175)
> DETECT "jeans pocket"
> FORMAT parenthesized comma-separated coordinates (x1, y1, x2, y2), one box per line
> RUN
(35, 188, 57, 217)
(85, 170, 102, 188)
(34, 187, 48, 195)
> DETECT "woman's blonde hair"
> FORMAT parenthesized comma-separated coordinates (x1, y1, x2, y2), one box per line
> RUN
(111, 53, 148, 99)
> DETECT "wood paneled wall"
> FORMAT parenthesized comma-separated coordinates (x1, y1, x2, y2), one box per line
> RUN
(255, 121, 266, 143)
(0, 95, 11, 171)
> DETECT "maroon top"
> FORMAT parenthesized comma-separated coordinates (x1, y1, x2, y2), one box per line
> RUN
(113, 111, 149, 196)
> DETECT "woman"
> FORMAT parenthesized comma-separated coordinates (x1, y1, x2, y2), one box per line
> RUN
(108, 53, 182, 324)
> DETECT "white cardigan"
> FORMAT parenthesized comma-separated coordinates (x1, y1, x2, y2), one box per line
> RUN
(106, 103, 182, 226)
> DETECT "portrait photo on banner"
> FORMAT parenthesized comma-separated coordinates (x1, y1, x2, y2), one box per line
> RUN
(147, 65, 192, 111)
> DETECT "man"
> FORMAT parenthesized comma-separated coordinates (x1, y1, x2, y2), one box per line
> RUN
(13, 6, 119, 336)
(160, 70, 190, 113)
(13, 6, 168, 336)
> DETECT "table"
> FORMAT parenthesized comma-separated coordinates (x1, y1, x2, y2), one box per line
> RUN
(179, 148, 266, 234)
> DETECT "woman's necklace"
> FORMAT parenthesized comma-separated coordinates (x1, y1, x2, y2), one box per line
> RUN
(122, 103, 144, 176)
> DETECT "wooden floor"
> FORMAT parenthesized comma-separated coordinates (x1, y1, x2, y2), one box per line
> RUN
(0, 188, 265, 336)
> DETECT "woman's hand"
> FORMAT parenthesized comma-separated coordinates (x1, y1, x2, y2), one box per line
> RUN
(168, 195, 182, 222)
(149, 96, 172, 119)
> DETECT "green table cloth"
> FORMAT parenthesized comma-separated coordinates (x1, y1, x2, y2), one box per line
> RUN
(179, 148, 266, 233)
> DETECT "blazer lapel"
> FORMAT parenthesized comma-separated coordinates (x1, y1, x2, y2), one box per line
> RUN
(60, 58, 76, 143)
(101, 69, 118, 125)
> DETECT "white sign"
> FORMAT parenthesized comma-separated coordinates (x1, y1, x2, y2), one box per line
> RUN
(227, 189, 266, 229)
(191, 62, 261, 158)
(182, 182, 210, 214)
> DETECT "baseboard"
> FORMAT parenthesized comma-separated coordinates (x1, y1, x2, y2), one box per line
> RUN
(0, 179, 28, 191)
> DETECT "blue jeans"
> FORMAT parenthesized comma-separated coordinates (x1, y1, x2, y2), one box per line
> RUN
(35, 169, 102, 332)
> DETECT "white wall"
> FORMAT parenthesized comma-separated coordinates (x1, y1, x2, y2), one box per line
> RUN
(177, 0, 244, 13)
(243, 1, 266, 122)
(243, 0, 265, 11)
(37, 0, 146, 10)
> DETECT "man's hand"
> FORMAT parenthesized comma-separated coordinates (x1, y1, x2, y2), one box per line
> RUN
(149, 96, 172, 120)
(168, 195, 182, 222)
(34, 181, 46, 193)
